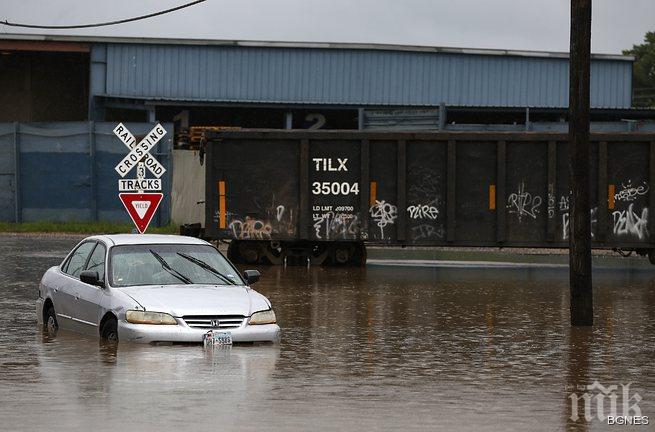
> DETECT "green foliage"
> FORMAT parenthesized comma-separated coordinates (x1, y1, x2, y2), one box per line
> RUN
(0, 221, 178, 234)
(623, 31, 655, 107)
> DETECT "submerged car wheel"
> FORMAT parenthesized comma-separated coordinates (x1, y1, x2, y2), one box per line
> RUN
(100, 317, 119, 342)
(44, 305, 58, 334)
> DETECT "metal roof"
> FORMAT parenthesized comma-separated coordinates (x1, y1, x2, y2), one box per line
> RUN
(0, 33, 634, 61)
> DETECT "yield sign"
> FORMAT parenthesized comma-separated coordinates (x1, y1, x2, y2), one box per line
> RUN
(119, 193, 163, 234)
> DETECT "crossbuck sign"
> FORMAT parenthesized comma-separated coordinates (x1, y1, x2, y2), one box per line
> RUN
(114, 123, 167, 178)
(113, 123, 166, 233)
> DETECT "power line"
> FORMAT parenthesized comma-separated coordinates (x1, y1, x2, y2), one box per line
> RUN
(1, 0, 206, 29)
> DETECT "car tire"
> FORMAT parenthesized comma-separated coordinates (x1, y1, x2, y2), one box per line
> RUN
(100, 317, 119, 342)
(44, 305, 58, 334)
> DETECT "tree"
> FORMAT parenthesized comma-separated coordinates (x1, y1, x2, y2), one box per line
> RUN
(623, 31, 655, 107)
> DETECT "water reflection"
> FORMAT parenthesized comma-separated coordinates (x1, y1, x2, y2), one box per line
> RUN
(0, 235, 653, 431)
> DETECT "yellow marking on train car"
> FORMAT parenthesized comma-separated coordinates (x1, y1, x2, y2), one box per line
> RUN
(219, 181, 226, 229)
(489, 185, 496, 210)
(369, 181, 377, 206)
(608, 184, 615, 210)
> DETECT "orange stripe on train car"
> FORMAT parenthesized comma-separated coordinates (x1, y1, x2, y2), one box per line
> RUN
(489, 184, 496, 210)
(369, 181, 377, 206)
(608, 184, 615, 210)
(218, 181, 226, 229)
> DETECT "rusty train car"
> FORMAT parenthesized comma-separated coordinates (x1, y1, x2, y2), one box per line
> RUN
(201, 130, 655, 265)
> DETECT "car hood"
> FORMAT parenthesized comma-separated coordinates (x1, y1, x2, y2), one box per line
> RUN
(117, 284, 271, 317)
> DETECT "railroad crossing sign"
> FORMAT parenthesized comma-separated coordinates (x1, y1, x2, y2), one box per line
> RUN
(113, 123, 166, 233)
(114, 123, 167, 178)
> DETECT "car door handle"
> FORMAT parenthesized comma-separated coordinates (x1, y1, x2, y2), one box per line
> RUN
(53, 288, 58, 293)
(74, 293, 80, 300)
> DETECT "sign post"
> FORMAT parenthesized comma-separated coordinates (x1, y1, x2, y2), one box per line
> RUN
(113, 123, 166, 234)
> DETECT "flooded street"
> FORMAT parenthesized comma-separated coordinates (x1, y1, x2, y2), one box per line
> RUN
(0, 234, 653, 431)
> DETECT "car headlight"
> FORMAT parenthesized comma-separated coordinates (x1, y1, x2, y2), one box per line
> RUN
(249, 309, 276, 325)
(125, 310, 178, 325)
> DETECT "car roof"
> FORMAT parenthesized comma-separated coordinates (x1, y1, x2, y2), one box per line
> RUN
(86, 234, 210, 247)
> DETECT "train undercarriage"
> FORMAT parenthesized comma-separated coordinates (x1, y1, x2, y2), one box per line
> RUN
(226, 240, 367, 266)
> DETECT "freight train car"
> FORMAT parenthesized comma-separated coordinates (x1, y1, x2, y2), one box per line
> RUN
(201, 130, 655, 265)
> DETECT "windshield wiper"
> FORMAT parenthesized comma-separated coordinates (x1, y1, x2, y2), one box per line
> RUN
(149, 249, 192, 284)
(177, 252, 237, 285)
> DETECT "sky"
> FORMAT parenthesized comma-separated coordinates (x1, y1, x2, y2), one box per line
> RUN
(0, 0, 653, 54)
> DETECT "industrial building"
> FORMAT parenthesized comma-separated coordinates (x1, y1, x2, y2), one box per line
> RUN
(0, 34, 652, 226)
(0, 34, 649, 133)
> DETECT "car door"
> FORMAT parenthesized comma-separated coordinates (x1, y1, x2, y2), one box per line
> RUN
(74, 242, 106, 329)
(57, 241, 96, 332)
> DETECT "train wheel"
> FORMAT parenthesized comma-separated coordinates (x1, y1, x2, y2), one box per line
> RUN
(334, 246, 351, 264)
(648, 249, 655, 265)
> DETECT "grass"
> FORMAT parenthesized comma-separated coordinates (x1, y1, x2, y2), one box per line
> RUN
(0, 221, 179, 234)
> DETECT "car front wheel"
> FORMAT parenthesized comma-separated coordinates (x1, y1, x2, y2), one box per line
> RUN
(44, 305, 58, 335)
(100, 317, 118, 342)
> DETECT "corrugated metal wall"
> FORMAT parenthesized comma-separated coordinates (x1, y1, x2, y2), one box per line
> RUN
(95, 43, 633, 109)
(0, 122, 172, 225)
(361, 108, 443, 130)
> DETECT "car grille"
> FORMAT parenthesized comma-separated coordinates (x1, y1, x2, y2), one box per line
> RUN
(182, 315, 246, 329)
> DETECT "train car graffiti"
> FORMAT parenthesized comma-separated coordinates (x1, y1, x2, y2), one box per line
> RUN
(407, 203, 439, 220)
(613, 204, 649, 240)
(312, 211, 360, 240)
(228, 217, 273, 240)
(369, 200, 397, 239)
(614, 180, 649, 203)
(506, 182, 542, 222)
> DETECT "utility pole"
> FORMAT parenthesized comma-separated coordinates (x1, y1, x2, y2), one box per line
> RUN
(568, 0, 593, 326)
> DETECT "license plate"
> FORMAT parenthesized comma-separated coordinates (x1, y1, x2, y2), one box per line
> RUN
(203, 330, 232, 347)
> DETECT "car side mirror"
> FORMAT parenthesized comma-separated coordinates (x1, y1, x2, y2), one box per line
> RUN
(243, 269, 260, 285)
(80, 270, 103, 287)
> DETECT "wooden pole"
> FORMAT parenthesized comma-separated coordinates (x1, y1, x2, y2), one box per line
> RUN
(568, 0, 593, 326)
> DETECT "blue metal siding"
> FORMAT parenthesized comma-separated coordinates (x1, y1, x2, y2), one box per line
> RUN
(0, 122, 172, 225)
(0, 124, 16, 222)
(590, 60, 632, 108)
(98, 43, 632, 108)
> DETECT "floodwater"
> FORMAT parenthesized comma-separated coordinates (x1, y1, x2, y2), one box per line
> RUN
(0, 235, 653, 432)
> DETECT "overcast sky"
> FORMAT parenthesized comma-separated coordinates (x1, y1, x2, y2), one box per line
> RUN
(1, 0, 653, 54)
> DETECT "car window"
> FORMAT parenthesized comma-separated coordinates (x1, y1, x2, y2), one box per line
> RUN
(63, 242, 96, 278)
(109, 244, 244, 287)
(85, 243, 106, 283)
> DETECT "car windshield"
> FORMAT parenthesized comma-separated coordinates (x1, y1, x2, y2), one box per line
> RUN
(109, 244, 244, 287)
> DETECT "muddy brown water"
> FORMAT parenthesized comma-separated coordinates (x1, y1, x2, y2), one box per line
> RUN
(0, 235, 653, 431)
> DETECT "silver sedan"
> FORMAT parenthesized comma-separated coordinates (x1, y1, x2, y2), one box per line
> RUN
(36, 234, 280, 344)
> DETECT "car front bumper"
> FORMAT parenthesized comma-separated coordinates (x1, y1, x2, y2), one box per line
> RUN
(118, 320, 280, 344)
